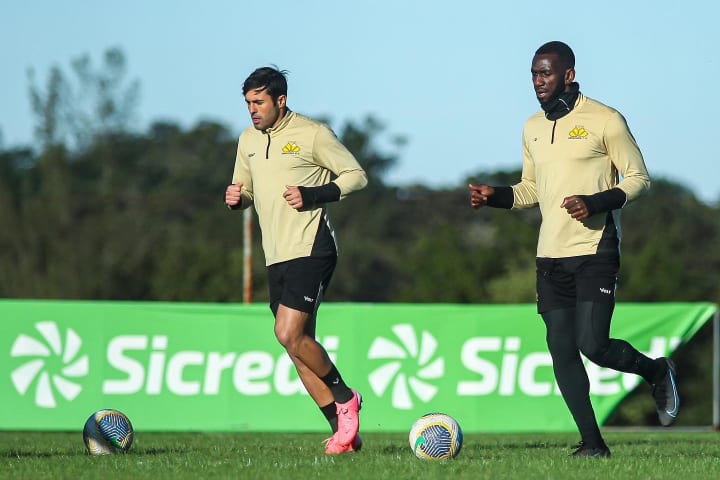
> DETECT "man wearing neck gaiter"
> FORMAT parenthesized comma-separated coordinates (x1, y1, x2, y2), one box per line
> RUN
(468, 41, 679, 458)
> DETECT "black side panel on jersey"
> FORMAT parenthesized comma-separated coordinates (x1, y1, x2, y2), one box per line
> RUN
(596, 212, 619, 254)
(310, 208, 338, 258)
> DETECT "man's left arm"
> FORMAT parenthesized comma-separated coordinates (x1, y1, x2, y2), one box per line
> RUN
(297, 125, 368, 207)
(605, 111, 651, 200)
(577, 112, 651, 216)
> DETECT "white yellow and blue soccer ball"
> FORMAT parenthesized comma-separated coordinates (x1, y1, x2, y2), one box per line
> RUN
(83, 409, 134, 455)
(409, 412, 463, 460)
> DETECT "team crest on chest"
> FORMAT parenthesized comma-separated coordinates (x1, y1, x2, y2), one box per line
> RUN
(568, 126, 589, 140)
(281, 142, 301, 154)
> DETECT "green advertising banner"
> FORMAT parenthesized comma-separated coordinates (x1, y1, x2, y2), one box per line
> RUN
(0, 300, 716, 433)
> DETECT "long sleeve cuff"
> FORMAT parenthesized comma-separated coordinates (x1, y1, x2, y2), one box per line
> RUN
(579, 188, 627, 216)
(486, 186, 514, 209)
(298, 182, 341, 207)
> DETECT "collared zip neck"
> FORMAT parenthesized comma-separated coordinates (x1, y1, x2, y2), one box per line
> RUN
(262, 109, 294, 159)
(546, 93, 585, 144)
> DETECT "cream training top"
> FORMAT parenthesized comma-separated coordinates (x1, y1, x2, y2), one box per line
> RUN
(512, 94, 650, 258)
(231, 111, 367, 265)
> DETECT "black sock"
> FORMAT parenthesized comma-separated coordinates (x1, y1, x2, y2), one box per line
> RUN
(602, 338, 662, 384)
(320, 365, 353, 404)
(635, 354, 665, 384)
(320, 403, 338, 433)
(650, 358, 669, 384)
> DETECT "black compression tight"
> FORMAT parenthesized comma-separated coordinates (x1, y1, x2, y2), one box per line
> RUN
(542, 302, 660, 447)
(542, 306, 603, 447)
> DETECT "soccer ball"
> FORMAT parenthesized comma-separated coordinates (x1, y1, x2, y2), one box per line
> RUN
(83, 409, 134, 455)
(409, 412, 463, 460)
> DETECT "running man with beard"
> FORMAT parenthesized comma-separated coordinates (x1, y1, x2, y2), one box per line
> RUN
(469, 41, 679, 458)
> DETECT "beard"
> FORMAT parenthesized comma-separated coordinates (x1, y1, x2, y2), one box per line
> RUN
(537, 84, 567, 106)
(539, 82, 580, 120)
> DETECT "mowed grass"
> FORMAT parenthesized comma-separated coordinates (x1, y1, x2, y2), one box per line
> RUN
(2, 430, 720, 480)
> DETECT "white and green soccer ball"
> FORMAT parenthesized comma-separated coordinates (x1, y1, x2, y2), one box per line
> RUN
(83, 409, 134, 455)
(409, 412, 463, 460)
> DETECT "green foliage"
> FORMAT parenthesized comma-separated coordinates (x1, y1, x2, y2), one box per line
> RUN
(619, 179, 720, 302)
(11, 48, 718, 307)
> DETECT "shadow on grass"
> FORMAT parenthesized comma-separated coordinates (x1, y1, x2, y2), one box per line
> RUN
(132, 447, 197, 455)
(3, 446, 197, 458)
(380, 445, 407, 455)
(3, 449, 85, 458)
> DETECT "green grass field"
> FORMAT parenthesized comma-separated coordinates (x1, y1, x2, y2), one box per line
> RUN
(2, 430, 719, 479)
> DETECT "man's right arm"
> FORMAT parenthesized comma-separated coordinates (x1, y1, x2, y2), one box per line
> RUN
(227, 135, 254, 210)
(508, 134, 539, 208)
(469, 133, 538, 210)
(225, 183, 245, 209)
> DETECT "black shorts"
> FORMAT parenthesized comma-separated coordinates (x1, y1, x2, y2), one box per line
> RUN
(267, 255, 337, 316)
(536, 253, 619, 314)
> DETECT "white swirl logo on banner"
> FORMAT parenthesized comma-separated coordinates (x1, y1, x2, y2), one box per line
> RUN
(367, 324, 444, 409)
(10, 321, 89, 408)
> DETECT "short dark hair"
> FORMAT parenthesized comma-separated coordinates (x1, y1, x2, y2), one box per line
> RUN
(535, 41, 575, 70)
(242, 66, 288, 102)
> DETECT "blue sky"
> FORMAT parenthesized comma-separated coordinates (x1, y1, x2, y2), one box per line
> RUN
(1, 0, 718, 203)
